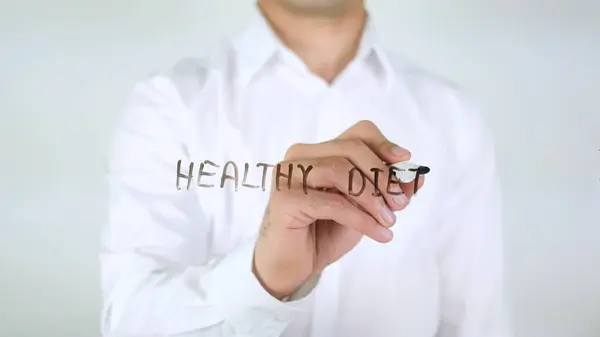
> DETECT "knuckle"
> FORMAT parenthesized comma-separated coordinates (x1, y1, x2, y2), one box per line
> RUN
(312, 156, 341, 178)
(341, 138, 366, 151)
(312, 157, 330, 170)
(325, 165, 339, 182)
(329, 157, 352, 183)
(327, 156, 344, 173)
(355, 119, 376, 129)
(326, 194, 347, 210)
(349, 138, 366, 148)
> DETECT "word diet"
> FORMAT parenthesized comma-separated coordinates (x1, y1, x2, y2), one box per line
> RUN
(176, 159, 421, 197)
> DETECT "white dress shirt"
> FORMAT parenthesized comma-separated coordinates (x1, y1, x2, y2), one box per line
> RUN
(101, 9, 511, 337)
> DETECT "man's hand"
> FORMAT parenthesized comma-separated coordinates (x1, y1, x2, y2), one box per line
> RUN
(252, 120, 425, 299)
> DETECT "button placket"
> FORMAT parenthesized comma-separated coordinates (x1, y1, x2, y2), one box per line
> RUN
(315, 90, 344, 141)
(310, 88, 345, 337)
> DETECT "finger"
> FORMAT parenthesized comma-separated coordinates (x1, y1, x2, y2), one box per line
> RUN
(337, 120, 418, 202)
(274, 188, 393, 243)
(336, 120, 411, 163)
(402, 173, 426, 198)
(387, 164, 426, 199)
(276, 157, 398, 227)
(285, 140, 410, 211)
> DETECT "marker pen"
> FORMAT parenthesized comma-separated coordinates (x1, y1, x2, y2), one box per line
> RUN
(389, 161, 431, 195)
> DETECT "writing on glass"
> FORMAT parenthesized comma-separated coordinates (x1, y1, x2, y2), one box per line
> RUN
(176, 159, 425, 197)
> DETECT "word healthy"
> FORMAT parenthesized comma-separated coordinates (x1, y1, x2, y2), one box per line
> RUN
(176, 159, 425, 197)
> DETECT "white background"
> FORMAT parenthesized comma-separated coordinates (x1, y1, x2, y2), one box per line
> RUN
(1, 1, 599, 336)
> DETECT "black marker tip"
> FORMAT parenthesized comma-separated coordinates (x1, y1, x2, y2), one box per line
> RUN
(417, 166, 430, 175)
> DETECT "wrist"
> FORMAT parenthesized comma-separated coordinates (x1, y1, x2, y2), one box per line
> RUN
(252, 255, 297, 300)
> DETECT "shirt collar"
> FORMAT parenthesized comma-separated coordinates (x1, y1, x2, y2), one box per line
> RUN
(232, 6, 394, 89)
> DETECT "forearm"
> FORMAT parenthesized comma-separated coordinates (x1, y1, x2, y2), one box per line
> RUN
(101, 239, 314, 337)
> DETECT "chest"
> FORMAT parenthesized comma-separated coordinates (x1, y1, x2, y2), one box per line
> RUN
(189, 82, 447, 334)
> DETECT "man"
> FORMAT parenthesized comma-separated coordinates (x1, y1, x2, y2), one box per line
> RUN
(101, 0, 511, 336)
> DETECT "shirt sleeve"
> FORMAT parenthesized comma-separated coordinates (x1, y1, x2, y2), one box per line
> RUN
(434, 99, 513, 337)
(100, 75, 314, 337)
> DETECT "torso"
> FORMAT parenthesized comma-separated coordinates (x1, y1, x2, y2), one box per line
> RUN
(174, 46, 460, 336)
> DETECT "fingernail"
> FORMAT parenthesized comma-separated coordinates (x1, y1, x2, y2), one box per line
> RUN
(381, 206, 396, 225)
(379, 227, 394, 241)
(391, 145, 406, 157)
(392, 145, 409, 158)
(393, 194, 409, 207)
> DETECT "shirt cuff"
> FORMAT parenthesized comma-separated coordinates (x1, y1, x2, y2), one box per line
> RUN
(200, 238, 315, 335)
